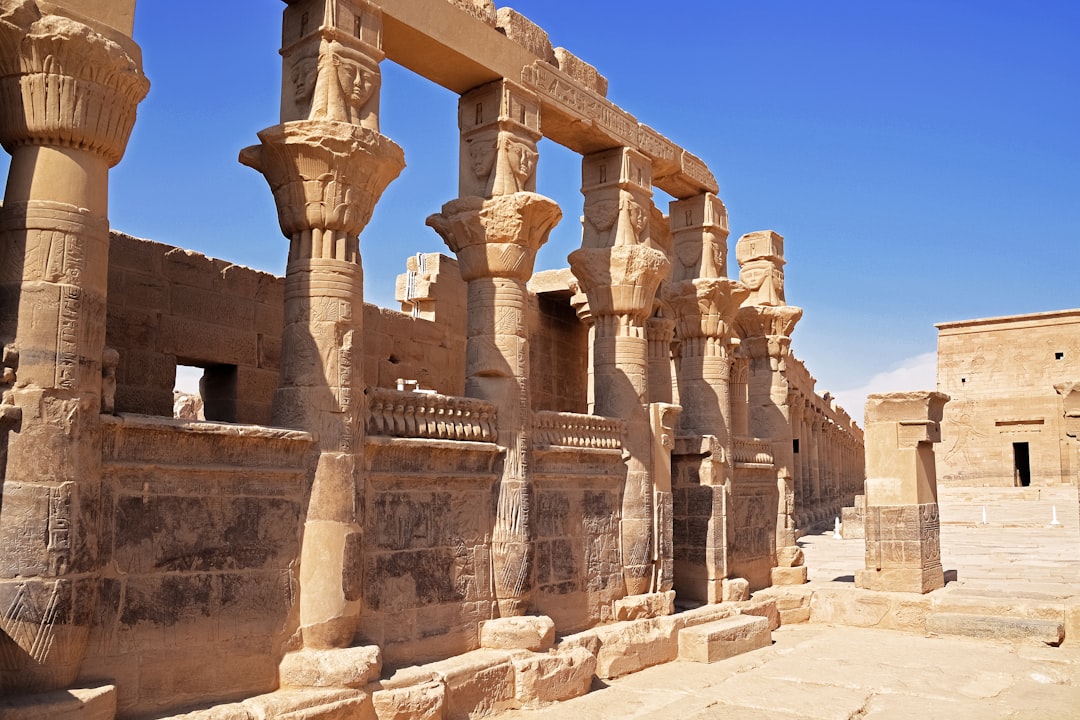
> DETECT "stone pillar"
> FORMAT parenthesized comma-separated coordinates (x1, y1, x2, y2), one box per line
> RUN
(427, 78, 560, 617)
(1054, 383, 1080, 525)
(790, 395, 805, 529)
(856, 391, 950, 594)
(570, 147, 670, 596)
(0, 1, 147, 694)
(734, 230, 805, 587)
(240, 0, 404, 649)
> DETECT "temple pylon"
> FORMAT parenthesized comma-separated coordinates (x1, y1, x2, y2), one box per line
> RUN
(427, 79, 561, 617)
(240, 0, 404, 650)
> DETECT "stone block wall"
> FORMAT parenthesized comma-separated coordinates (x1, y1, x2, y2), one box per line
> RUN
(107, 234, 468, 421)
(529, 291, 589, 414)
(78, 415, 313, 717)
(358, 439, 501, 666)
(532, 450, 627, 631)
(106, 232, 282, 424)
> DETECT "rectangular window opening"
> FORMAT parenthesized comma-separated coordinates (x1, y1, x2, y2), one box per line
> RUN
(174, 362, 237, 422)
(1055, 352, 1064, 360)
(792, 438, 800, 454)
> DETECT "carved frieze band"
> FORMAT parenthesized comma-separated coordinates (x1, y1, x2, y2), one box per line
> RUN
(366, 387, 497, 442)
(533, 411, 623, 450)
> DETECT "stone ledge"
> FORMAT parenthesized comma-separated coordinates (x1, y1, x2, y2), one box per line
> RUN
(926, 613, 1064, 645)
(0, 685, 115, 720)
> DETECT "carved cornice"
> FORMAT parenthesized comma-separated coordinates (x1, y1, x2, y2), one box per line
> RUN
(0, 7, 149, 165)
(426, 191, 561, 281)
(240, 120, 404, 243)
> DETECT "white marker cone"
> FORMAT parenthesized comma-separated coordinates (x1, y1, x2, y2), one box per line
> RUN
(833, 516, 842, 539)
(1050, 505, 1061, 526)
(980, 506, 989, 525)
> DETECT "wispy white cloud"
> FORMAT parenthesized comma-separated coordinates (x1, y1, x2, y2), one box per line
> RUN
(829, 351, 938, 427)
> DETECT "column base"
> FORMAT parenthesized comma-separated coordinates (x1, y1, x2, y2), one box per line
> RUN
(0, 685, 115, 720)
(855, 566, 944, 594)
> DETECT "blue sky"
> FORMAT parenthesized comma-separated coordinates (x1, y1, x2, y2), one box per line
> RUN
(3, 1, 1076, 422)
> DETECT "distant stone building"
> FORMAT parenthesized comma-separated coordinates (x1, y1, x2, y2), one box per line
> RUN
(936, 309, 1080, 487)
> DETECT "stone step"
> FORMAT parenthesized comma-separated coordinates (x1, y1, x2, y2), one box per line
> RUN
(677, 614, 770, 663)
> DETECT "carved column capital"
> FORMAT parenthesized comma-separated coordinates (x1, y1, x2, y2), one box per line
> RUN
(735, 305, 803, 370)
(0, 7, 149, 166)
(568, 244, 670, 327)
(426, 192, 560, 282)
(665, 277, 750, 357)
(240, 120, 404, 246)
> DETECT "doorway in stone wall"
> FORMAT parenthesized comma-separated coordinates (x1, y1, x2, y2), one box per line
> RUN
(1012, 441, 1031, 487)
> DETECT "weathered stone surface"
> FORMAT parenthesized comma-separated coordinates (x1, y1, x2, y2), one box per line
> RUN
(0, 684, 115, 720)
(722, 577, 750, 602)
(612, 591, 675, 621)
(479, 616, 555, 651)
(424, 650, 516, 720)
(678, 614, 770, 663)
(512, 646, 596, 708)
(279, 646, 382, 689)
(371, 681, 444, 720)
(737, 597, 781, 631)
(809, 587, 931, 632)
(926, 613, 1064, 645)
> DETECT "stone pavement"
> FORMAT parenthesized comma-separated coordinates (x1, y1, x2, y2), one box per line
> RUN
(493, 487, 1080, 719)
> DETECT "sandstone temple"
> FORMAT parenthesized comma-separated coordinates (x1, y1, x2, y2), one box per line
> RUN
(0, 1, 879, 717)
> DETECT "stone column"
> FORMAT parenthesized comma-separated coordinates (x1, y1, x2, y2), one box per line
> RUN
(856, 391, 950, 594)
(570, 147, 670, 596)
(646, 315, 675, 405)
(0, 2, 147, 694)
(427, 79, 560, 617)
(734, 230, 805, 587)
(662, 193, 747, 602)
(790, 395, 806, 529)
(240, 1, 404, 649)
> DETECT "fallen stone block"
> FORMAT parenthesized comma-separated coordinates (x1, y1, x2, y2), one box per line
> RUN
(678, 615, 770, 663)
(512, 646, 596, 708)
(926, 613, 1064, 645)
(480, 615, 555, 651)
(613, 590, 675, 621)
(770, 565, 808, 586)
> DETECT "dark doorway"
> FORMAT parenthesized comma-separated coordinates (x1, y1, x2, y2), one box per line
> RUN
(1012, 442, 1031, 487)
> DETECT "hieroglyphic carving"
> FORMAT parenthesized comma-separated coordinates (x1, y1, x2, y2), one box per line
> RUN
(520, 61, 638, 147)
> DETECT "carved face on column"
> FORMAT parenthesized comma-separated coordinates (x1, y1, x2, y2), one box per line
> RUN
(291, 54, 319, 111)
(500, 136, 537, 192)
(337, 58, 377, 124)
(739, 259, 784, 306)
(467, 132, 499, 184)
